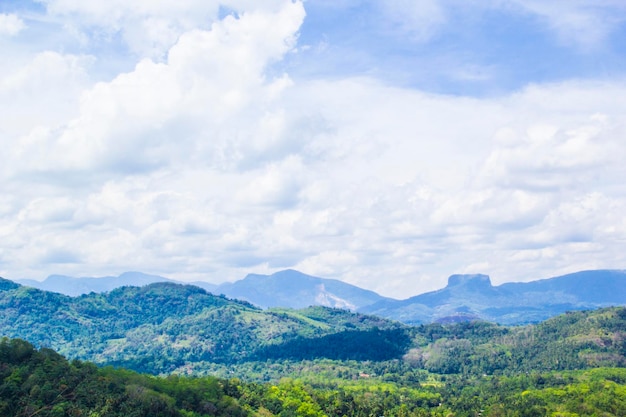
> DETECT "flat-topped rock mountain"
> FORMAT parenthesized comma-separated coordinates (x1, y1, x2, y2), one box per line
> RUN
(11, 268, 626, 325)
(360, 269, 626, 324)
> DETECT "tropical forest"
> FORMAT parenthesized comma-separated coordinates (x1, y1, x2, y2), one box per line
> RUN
(1, 278, 625, 416)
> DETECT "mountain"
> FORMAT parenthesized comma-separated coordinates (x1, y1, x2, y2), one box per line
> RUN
(2, 274, 626, 380)
(361, 270, 626, 324)
(16, 271, 178, 296)
(0, 277, 401, 375)
(13, 269, 386, 311)
(11, 268, 626, 325)
(2, 273, 625, 378)
(215, 269, 389, 310)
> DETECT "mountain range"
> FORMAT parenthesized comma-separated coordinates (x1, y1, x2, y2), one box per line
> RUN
(214, 269, 388, 310)
(15, 269, 385, 310)
(2, 275, 626, 377)
(16, 271, 183, 296)
(12, 269, 626, 325)
(0, 278, 402, 374)
(361, 270, 626, 325)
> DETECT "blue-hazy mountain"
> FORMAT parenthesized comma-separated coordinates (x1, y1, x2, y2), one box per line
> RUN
(360, 270, 626, 325)
(214, 269, 390, 310)
(16, 271, 179, 296)
(14, 270, 382, 310)
(12, 268, 626, 324)
(0, 279, 401, 374)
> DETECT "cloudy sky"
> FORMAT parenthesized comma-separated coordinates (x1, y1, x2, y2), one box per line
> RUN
(1, 0, 626, 298)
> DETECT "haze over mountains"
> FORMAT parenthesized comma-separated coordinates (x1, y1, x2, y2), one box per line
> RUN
(362, 270, 626, 325)
(2, 276, 625, 416)
(16, 271, 182, 296)
(0, 278, 403, 374)
(16, 269, 384, 310)
(215, 270, 388, 310)
(12, 269, 626, 325)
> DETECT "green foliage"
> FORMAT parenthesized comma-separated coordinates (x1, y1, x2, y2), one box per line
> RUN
(406, 307, 626, 375)
(1, 279, 625, 380)
(0, 337, 247, 416)
(2, 337, 626, 417)
(2, 280, 626, 417)
(0, 282, 401, 374)
(252, 328, 412, 361)
(439, 369, 626, 417)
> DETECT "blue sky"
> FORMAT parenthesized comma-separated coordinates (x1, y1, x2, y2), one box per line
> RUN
(1, 0, 626, 297)
(294, 1, 626, 95)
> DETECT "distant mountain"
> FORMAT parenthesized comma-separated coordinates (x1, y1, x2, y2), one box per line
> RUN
(12, 268, 626, 325)
(16, 271, 179, 296)
(13, 269, 385, 311)
(215, 269, 389, 310)
(360, 270, 626, 325)
(185, 280, 219, 293)
(2, 276, 625, 380)
(0, 278, 401, 374)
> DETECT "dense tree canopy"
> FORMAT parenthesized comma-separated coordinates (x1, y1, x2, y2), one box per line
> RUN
(1, 280, 626, 416)
(2, 337, 626, 417)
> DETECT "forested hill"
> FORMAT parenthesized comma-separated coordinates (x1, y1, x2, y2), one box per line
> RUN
(0, 278, 403, 374)
(2, 335, 626, 417)
(2, 275, 626, 380)
(406, 307, 626, 376)
(0, 338, 252, 417)
(14, 269, 626, 325)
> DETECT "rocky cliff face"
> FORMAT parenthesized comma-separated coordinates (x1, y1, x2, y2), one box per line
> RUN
(446, 274, 492, 289)
(360, 270, 626, 325)
(215, 269, 388, 310)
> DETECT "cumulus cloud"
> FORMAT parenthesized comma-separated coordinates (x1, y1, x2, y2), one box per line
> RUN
(0, 13, 25, 36)
(2, 0, 310, 279)
(2, 0, 626, 298)
(5, 69, 626, 296)
(0, 52, 92, 139)
(8, 0, 305, 176)
(37, 0, 293, 58)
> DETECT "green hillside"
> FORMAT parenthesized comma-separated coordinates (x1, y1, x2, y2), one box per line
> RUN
(406, 307, 626, 375)
(1, 277, 625, 381)
(0, 279, 401, 374)
(2, 337, 626, 417)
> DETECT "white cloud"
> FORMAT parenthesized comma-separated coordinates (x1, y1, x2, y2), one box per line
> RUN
(7, 73, 626, 296)
(0, 52, 92, 137)
(37, 0, 294, 58)
(7, 0, 305, 176)
(237, 156, 305, 207)
(2, 0, 626, 298)
(273, 79, 626, 294)
(0, 13, 25, 36)
(38, 0, 220, 58)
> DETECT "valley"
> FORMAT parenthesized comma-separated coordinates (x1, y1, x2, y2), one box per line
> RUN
(1, 272, 626, 416)
(15, 268, 626, 324)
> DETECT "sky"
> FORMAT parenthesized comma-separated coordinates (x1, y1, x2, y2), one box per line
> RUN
(1, 0, 626, 298)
